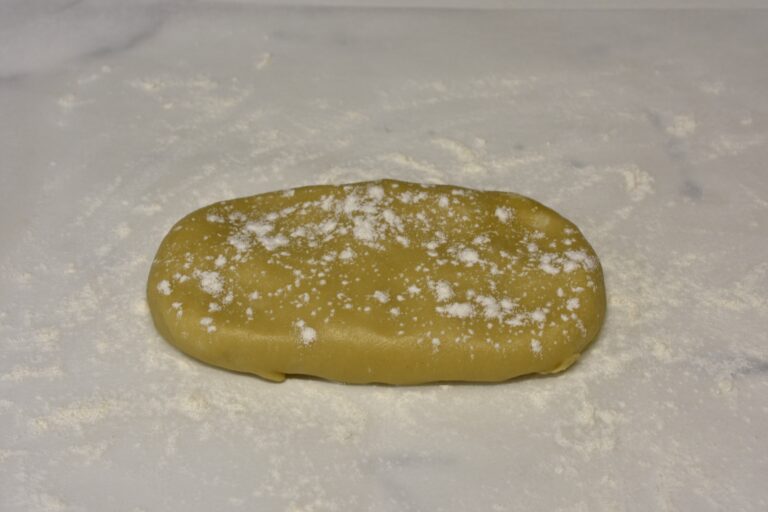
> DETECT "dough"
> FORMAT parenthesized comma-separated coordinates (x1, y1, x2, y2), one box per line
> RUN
(147, 179, 606, 384)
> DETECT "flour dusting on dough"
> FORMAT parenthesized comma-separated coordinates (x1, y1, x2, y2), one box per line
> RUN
(150, 180, 603, 379)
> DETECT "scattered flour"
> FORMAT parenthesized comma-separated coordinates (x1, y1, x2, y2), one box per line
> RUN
(458, 248, 479, 265)
(6, 51, 762, 512)
(372, 291, 390, 304)
(2, 365, 63, 382)
(436, 302, 474, 318)
(295, 320, 317, 345)
(666, 115, 697, 138)
(433, 281, 454, 302)
(156, 280, 172, 296)
(620, 166, 655, 202)
(195, 271, 224, 296)
(495, 207, 513, 223)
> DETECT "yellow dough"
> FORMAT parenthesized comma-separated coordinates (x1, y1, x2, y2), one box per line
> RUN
(147, 179, 605, 384)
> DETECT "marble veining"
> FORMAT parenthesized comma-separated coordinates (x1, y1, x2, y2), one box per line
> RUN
(1, 3, 767, 511)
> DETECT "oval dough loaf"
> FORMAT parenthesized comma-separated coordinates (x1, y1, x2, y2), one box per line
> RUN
(147, 179, 606, 384)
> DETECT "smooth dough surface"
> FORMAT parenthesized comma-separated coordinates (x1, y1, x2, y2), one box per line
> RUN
(147, 179, 606, 384)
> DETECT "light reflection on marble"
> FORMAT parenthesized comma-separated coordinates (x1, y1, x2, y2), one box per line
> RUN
(1, 3, 767, 511)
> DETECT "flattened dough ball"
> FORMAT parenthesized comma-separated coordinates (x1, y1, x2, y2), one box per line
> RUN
(147, 179, 606, 384)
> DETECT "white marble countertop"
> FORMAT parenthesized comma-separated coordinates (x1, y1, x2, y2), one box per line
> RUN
(2, 2, 767, 511)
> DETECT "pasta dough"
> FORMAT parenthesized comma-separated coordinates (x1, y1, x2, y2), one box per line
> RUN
(147, 179, 606, 384)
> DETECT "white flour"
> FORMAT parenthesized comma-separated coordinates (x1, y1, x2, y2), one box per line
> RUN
(2, 7, 767, 511)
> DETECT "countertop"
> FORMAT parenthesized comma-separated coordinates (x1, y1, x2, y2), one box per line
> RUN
(1, 2, 767, 511)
